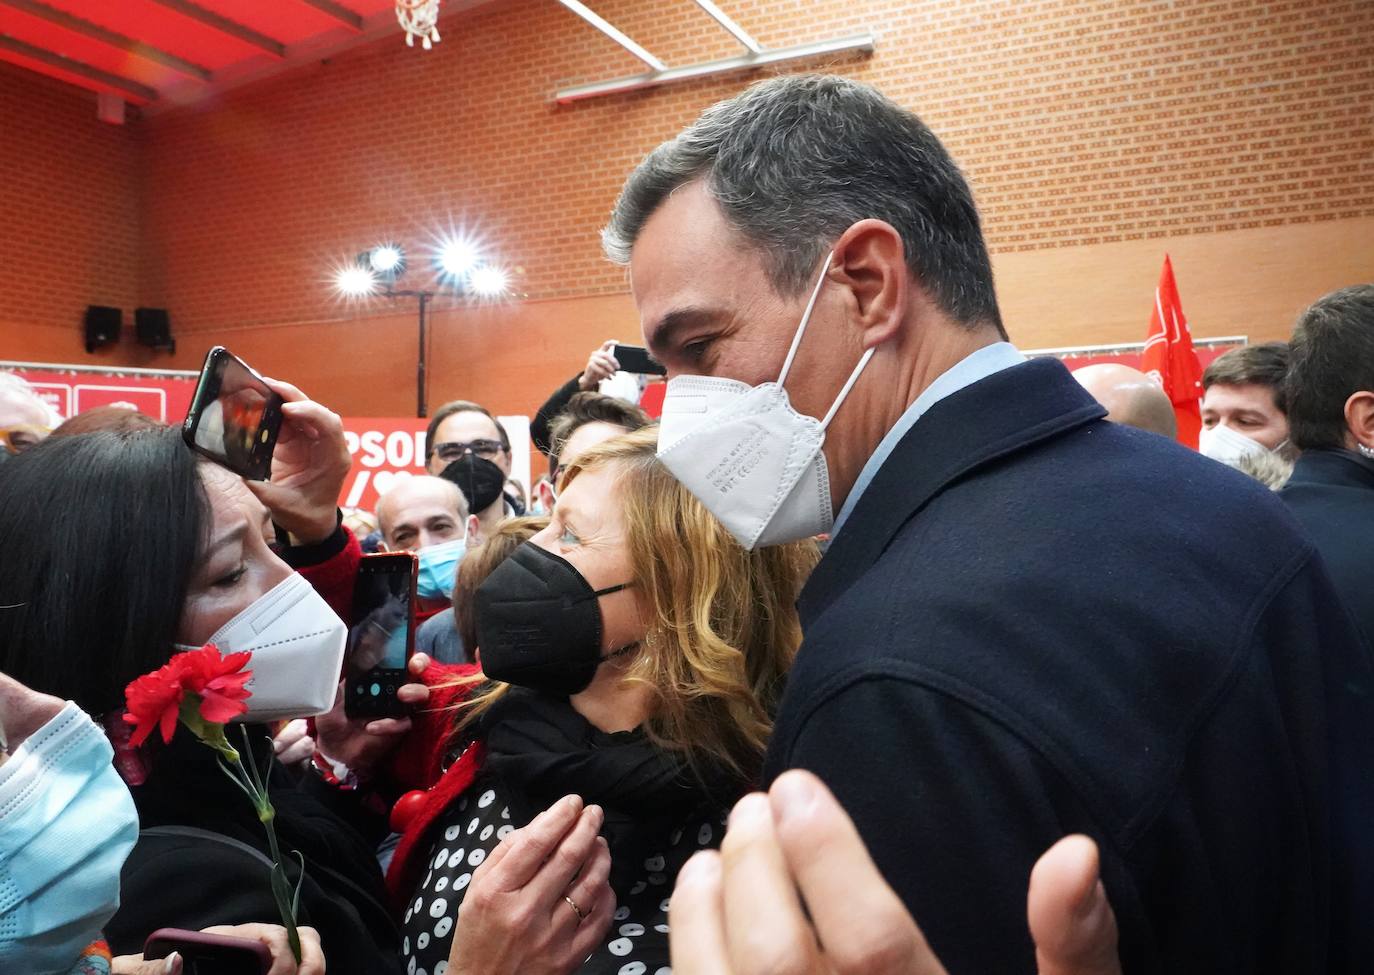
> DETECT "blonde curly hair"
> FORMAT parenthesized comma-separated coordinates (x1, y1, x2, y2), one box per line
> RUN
(445, 426, 818, 782)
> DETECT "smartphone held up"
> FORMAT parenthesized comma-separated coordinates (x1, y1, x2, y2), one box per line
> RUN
(610, 342, 666, 376)
(344, 553, 418, 720)
(183, 347, 284, 481)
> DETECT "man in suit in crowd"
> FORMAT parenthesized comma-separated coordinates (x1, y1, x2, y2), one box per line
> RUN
(605, 74, 1374, 973)
(1281, 284, 1374, 648)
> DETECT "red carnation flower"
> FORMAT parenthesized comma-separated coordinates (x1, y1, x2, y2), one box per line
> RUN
(179, 644, 254, 724)
(123, 644, 253, 747)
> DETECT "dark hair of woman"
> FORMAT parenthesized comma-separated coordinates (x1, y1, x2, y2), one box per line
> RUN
(0, 424, 206, 716)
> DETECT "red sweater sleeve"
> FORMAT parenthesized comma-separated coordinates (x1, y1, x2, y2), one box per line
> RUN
(295, 527, 363, 624)
(387, 661, 482, 792)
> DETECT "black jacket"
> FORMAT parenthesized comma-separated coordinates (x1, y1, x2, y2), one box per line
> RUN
(106, 727, 402, 975)
(532, 374, 582, 459)
(1282, 449, 1374, 649)
(764, 359, 1374, 974)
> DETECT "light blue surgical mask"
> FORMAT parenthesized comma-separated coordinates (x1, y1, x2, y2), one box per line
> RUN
(0, 701, 140, 975)
(416, 533, 468, 601)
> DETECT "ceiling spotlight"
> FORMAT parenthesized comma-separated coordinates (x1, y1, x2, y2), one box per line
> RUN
(469, 265, 509, 298)
(367, 244, 405, 276)
(334, 266, 377, 298)
(437, 237, 480, 279)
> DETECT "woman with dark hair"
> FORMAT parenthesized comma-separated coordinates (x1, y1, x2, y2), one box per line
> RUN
(0, 391, 405, 975)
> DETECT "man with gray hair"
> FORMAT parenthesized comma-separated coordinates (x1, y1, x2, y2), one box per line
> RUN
(607, 74, 1372, 972)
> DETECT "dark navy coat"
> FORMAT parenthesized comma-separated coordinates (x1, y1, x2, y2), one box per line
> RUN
(765, 358, 1374, 974)
(1282, 449, 1374, 651)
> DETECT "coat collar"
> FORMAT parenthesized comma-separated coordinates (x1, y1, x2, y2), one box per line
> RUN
(799, 358, 1106, 625)
(1286, 449, 1374, 492)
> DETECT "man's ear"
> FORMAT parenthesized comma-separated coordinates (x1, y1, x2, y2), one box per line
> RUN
(829, 219, 909, 352)
(466, 514, 482, 548)
(1344, 389, 1374, 451)
(536, 480, 555, 513)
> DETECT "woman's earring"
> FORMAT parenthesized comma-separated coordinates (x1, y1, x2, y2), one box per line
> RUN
(1358, 443, 1374, 459)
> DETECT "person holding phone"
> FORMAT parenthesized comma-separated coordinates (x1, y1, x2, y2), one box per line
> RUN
(0, 376, 408, 975)
(529, 340, 628, 463)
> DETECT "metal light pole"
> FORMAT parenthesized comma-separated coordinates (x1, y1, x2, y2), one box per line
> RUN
(379, 288, 435, 418)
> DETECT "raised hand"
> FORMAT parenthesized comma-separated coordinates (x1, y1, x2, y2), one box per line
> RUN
(669, 770, 1120, 975)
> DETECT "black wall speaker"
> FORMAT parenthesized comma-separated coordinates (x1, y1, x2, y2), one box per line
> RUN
(84, 305, 121, 354)
(134, 308, 175, 353)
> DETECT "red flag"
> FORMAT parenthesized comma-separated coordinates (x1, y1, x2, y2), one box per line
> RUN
(1140, 254, 1203, 448)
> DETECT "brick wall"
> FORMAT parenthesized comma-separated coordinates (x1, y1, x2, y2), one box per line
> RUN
(2, 0, 1371, 430)
(131, 0, 1373, 329)
(0, 62, 139, 343)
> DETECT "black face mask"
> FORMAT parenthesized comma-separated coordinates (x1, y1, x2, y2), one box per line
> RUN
(474, 542, 633, 696)
(440, 453, 506, 514)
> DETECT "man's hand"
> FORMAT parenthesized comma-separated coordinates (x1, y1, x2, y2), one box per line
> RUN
(313, 653, 432, 780)
(112, 924, 324, 975)
(669, 770, 1120, 975)
(1029, 835, 1120, 975)
(447, 794, 614, 975)
(246, 379, 351, 545)
(578, 340, 620, 391)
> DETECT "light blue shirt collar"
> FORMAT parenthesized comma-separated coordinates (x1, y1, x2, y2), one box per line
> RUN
(828, 342, 1026, 541)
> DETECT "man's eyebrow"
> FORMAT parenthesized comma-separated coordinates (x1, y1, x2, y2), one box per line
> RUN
(645, 307, 718, 358)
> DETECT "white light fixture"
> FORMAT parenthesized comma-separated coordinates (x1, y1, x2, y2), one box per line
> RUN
(367, 244, 405, 274)
(334, 266, 377, 298)
(469, 265, 509, 298)
(437, 236, 480, 279)
(396, 0, 441, 49)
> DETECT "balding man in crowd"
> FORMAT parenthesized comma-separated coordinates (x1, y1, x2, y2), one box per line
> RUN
(377, 475, 475, 664)
(376, 475, 473, 554)
(0, 373, 55, 459)
(1072, 363, 1177, 438)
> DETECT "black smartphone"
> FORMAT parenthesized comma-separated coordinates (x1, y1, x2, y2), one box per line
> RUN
(183, 347, 285, 481)
(611, 342, 667, 376)
(345, 552, 417, 719)
(144, 928, 272, 975)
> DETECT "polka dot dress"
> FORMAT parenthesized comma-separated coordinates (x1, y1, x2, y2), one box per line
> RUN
(402, 776, 726, 975)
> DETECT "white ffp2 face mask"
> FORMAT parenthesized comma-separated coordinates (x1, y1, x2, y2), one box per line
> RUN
(1199, 423, 1270, 466)
(177, 572, 346, 722)
(657, 254, 874, 550)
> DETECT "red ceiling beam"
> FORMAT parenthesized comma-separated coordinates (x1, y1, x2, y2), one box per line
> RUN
(0, 0, 212, 81)
(296, 0, 363, 31)
(146, 0, 286, 58)
(0, 34, 157, 100)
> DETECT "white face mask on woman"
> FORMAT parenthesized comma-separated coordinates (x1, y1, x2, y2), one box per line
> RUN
(176, 572, 347, 722)
(0, 702, 140, 975)
(656, 254, 874, 550)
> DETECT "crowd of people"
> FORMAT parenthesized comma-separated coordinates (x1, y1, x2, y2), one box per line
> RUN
(1, 74, 1371, 975)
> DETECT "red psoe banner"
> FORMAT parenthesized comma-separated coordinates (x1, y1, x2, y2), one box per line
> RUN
(339, 418, 431, 512)
(337, 416, 531, 513)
